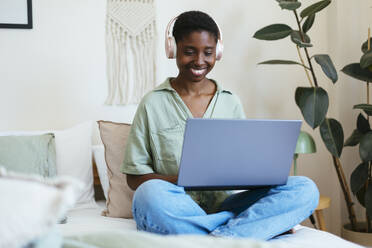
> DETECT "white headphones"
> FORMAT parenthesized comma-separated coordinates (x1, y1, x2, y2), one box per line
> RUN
(165, 15, 224, 60)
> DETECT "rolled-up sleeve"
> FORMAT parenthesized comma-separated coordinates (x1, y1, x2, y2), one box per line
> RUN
(121, 101, 155, 175)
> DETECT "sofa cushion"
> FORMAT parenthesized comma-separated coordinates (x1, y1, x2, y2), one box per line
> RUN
(0, 134, 56, 177)
(98, 120, 134, 218)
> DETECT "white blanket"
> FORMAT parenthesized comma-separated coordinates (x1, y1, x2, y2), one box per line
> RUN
(59, 202, 362, 248)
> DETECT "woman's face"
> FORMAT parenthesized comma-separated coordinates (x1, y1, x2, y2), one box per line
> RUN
(175, 30, 217, 83)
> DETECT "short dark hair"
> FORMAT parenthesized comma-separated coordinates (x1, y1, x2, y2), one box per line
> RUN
(172, 11, 219, 44)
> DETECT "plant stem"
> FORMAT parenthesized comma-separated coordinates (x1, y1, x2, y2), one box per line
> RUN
(367, 28, 371, 232)
(366, 168, 371, 232)
(293, 10, 318, 87)
(332, 156, 357, 230)
(368, 27, 371, 121)
(367, 163, 372, 232)
(294, 8, 357, 229)
(296, 45, 314, 87)
(293, 8, 357, 229)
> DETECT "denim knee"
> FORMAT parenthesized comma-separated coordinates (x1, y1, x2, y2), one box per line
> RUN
(287, 176, 319, 211)
(133, 179, 178, 211)
(132, 179, 178, 233)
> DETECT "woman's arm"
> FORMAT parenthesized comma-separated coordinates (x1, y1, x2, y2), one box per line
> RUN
(127, 174, 178, 191)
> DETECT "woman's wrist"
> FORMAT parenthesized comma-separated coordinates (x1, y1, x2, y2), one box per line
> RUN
(127, 173, 178, 190)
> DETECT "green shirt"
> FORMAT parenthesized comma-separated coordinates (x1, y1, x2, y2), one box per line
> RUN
(121, 78, 246, 213)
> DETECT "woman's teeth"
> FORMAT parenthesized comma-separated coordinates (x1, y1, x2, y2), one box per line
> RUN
(190, 68, 206, 76)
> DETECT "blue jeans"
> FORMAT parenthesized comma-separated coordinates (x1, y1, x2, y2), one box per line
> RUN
(132, 176, 319, 240)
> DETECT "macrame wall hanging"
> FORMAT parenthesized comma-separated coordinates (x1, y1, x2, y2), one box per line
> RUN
(105, 0, 157, 105)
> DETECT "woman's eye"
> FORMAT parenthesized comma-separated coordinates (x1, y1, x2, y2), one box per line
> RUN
(184, 50, 194, 55)
(205, 51, 213, 56)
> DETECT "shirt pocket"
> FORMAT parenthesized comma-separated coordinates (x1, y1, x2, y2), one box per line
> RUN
(150, 124, 184, 163)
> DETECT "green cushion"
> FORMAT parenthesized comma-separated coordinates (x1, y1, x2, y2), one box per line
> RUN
(0, 134, 56, 177)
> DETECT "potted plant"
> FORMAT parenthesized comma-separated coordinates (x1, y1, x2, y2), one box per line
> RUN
(253, 0, 361, 238)
(340, 28, 372, 244)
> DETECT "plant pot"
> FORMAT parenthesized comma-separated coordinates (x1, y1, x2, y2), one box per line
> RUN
(342, 222, 372, 247)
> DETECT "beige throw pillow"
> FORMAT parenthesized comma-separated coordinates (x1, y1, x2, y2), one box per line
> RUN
(97, 121, 134, 218)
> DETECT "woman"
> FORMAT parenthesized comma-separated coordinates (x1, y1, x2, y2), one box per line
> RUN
(121, 10, 319, 240)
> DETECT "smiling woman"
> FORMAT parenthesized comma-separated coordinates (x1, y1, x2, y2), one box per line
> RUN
(174, 31, 216, 82)
(167, 11, 223, 118)
(171, 30, 218, 118)
(118, 10, 319, 241)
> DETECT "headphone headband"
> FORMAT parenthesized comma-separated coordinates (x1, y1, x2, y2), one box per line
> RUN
(164, 15, 224, 60)
(165, 16, 178, 39)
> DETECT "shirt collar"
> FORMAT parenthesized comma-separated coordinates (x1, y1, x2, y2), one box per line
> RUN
(154, 77, 228, 93)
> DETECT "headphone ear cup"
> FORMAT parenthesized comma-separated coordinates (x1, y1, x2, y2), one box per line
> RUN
(165, 36, 177, 59)
(216, 40, 223, 61)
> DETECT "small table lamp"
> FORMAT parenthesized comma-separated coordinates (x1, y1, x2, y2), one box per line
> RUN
(293, 131, 316, 175)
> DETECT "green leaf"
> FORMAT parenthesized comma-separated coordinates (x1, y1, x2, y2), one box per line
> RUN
(354, 104, 372, 116)
(362, 38, 372, 54)
(253, 24, 293, 41)
(302, 14, 315, 33)
(360, 132, 372, 162)
(300, 0, 331, 18)
(350, 162, 369, 195)
(345, 129, 363, 147)
(295, 87, 329, 129)
(291, 31, 311, 42)
(357, 113, 371, 133)
(278, 1, 302, 10)
(360, 50, 372, 69)
(258, 59, 307, 68)
(357, 186, 366, 207)
(319, 118, 344, 157)
(314, 54, 338, 83)
(366, 183, 372, 219)
(341, 63, 372, 82)
(291, 31, 313, 47)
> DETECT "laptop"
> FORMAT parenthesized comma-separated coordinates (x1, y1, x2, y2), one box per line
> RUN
(177, 118, 302, 190)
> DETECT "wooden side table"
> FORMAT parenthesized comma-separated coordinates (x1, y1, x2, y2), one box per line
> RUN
(315, 195, 331, 231)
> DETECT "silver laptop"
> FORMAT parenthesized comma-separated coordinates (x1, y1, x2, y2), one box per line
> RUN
(177, 118, 302, 190)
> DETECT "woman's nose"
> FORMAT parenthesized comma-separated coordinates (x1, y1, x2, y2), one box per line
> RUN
(194, 53, 205, 66)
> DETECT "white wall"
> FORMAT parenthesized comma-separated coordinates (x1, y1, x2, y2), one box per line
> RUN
(0, 0, 138, 143)
(1, 0, 369, 235)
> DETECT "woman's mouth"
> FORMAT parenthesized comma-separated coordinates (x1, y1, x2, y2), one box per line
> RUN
(190, 68, 207, 77)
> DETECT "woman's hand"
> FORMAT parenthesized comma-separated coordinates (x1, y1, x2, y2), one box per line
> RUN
(127, 174, 178, 191)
